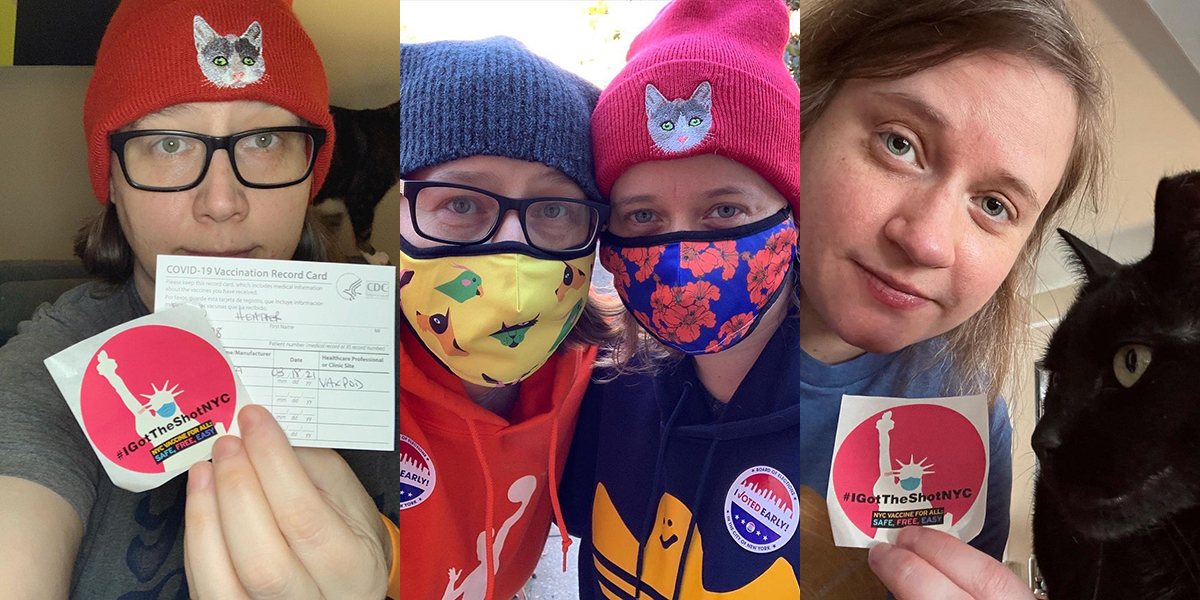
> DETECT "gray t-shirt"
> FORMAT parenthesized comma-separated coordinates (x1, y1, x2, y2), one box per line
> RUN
(0, 280, 191, 599)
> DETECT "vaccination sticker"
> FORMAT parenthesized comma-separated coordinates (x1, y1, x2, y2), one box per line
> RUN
(724, 465, 798, 553)
(396, 434, 436, 510)
(45, 305, 245, 492)
(826, 395, 989, 548)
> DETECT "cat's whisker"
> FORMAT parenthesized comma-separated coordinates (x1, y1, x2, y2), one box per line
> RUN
(1166, 518, 1200, 587)
(1089, 543, 1103, 600)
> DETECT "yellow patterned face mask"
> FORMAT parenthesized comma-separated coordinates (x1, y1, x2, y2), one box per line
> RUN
(395, 240, 593, 387)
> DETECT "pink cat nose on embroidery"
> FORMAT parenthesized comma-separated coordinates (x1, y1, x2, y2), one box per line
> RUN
(677, 136, 688, 143)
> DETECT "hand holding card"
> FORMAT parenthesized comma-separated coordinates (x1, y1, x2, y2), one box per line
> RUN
(183, 405, 390, 599)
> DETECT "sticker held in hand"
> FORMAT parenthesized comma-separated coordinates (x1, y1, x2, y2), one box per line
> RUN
(826, 394, 989, 548)
(44, 304, 245, 492)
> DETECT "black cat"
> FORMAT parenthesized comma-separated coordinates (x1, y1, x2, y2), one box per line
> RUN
(314, 101, 401, 244)
(1033, 171, 1200, 599)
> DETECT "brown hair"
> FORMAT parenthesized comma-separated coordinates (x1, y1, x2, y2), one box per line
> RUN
(563, 290, 624, 351)
(73, 202, 340, 285)
(795, 0, 1109, 400)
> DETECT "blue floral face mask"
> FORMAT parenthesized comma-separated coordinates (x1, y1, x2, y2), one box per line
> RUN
(600, 210, 797, 355)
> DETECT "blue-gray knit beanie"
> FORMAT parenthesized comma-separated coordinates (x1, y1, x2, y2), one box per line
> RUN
(399, 36, 602, 202)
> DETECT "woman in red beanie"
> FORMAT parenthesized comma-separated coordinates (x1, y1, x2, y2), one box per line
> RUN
(0, 0, 394, 598)
(560, 0, 1107, 598)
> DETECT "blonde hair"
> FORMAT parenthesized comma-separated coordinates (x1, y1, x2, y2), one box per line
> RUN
(795, 0, 1109, 400)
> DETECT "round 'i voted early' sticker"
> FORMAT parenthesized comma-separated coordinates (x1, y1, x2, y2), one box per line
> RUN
(724, 466, 799, 553)
(396, 434, 436, 510)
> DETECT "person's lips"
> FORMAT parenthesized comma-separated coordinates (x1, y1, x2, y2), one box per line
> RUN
(181, 248, 256, 258)
(854, 262, 932, 310)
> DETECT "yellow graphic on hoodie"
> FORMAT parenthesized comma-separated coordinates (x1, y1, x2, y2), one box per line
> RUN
(590, 483, 799, 599)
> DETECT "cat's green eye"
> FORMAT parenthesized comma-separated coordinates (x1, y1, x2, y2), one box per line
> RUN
(213, 56, 228, 66)
(1113, 344, 1152, 388)
(242, 57, 255, 66)
(660, 121, 674, 132)
(689, 117, 703, 127)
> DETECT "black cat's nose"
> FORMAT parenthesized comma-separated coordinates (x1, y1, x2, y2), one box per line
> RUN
(1032, 422, 1061, 465)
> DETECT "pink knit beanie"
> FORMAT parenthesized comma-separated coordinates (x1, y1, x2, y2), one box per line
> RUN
(592, 0, 803, 212)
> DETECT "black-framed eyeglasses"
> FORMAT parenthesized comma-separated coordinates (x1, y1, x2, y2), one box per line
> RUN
(109, 126, 326, 192)
(399, 179, 610, 253)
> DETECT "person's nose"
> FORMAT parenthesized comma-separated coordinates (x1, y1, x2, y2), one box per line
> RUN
(489, 211, 525, 244)
(882, 183, 960, 269)
(193, 150, 249, 223)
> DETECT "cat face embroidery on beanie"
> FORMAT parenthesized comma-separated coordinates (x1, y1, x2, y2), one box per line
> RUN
(645, 81, 712, 154)
(192, 15, 265, 89)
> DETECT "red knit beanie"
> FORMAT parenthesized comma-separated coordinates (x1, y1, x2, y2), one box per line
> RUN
(592, 0, 803, 212)
(83, 0, 334, 204)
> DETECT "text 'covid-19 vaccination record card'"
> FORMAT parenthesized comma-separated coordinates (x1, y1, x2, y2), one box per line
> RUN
(155, 255, 396, 452)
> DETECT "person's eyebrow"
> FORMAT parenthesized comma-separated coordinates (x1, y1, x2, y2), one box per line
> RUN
(426, 169, 501, 189)
(613, 186, 751, 206)
(993, 171, 1040, 211)
(704, 185, 750, 199)
(611, 193, 657, 207)
(872, 91, 950, 130)
(534, 168, 579, 188)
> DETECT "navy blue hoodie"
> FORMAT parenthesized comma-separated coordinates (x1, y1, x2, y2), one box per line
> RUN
(560, 316, 1012, 599)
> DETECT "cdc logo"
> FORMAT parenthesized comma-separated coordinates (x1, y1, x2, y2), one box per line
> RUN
(336, 274, 363, 301)
(366, 280, 390, 299)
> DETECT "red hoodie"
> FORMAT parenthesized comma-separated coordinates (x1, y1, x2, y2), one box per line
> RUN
(382, 325, 596, 599)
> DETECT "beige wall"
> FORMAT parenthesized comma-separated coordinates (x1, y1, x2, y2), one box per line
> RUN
(0, 67, 95, 260)
(0, 2, 399, 263)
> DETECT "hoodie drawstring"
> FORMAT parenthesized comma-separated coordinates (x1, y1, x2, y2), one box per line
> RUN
(670, 436, 720, 600)
(467, 418, 497, 600)
(634, 381, 692, 598)
(547, 405, 574, 572)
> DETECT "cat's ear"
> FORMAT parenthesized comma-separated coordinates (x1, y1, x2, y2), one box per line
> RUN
(242, 21, 263, 49)
(688, 81, 712, 110)
(645, 84, 667, 115)
(1058, 228, 1120, 283)
(1149, 171, 1200, 260)
(193, 15, 219, 53)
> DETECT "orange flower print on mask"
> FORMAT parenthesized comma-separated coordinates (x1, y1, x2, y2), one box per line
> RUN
(600, 246, 632, 289)
(710, 240, 740, 279)
(680, 280, 721, 307)
(680, 240, 740, 279)
(660, 301, 718, 343)
(763, 226, 797, 256)
(621, 246, 664, 282)
(704, 311, 756, 353)
(649, 283, 679, 330)
(746, 249, 775, 307)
